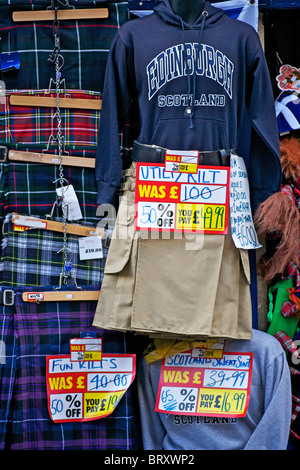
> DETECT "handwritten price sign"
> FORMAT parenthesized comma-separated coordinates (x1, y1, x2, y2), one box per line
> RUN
(46, 354, 136, 423)
(229, 154, 261, 249)
(135, 163, 230, 234)
(155, 351, 253, 418)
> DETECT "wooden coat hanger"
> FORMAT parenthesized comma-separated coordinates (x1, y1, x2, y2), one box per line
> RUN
(12, 8, 109, 22)
(12, 213, 104, 238)
(9, 94, 102, 111)
(14, 212, 103, 301)
(8, 150, 95, 168)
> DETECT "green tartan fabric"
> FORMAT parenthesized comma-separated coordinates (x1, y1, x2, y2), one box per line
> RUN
(0, 90, 101, 146)
(0, 2, 129, 92)
(0, 144, 98, 242)
(4, 163, 99, 224)
(0, 213, 106, 288)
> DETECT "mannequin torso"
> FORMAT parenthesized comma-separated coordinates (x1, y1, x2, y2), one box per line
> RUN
(169, 0, 206, 25)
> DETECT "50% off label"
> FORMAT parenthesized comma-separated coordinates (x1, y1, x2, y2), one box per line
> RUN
(138, 202, 175, 229)
(50, 393, 82, 420)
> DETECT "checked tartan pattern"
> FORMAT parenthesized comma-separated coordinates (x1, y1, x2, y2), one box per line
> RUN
(0, 89, 101, 146)
(274, 331, 300, 448)
(0, 299, 16, 450)
(0, 144, 99, 253)
(3, 158, 99, 224)
(0, 1, 129, 92)
(0, 213, 106, 288)
(0, 286, 140, 450)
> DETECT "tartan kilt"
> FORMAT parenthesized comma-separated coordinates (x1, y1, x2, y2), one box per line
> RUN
(4, 157, 99, 224)
(0, 299, 15, 450)
(0, 285, 141, 450)
(0, 2, 129, 92)
(0, 90, 101, 147)
(0, 213, 106, 288)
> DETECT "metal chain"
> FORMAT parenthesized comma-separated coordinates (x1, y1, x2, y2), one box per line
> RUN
(52, 8, 70, 286)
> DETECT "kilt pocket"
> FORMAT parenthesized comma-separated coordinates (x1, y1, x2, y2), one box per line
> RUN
(103, 190, 136, 274)
(239, 248, 251, 284)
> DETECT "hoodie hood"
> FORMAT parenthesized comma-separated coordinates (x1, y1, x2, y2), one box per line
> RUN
(153, 0, 226, 127)
(153, 0, 225, 29)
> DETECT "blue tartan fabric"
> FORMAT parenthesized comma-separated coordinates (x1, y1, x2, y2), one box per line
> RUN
(0, 2, 129, 92)
(0, 285, 141, 450)
(0, 213, 106, 288)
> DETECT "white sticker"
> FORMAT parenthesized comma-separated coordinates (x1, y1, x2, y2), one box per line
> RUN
(78, 236, 103, 260)
(56, 185, 83, 221)
(229, 154, 262, 249)
(13, 215, 47, 229)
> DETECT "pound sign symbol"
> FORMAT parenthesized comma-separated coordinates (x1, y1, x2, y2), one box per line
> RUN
(192, 371, 202, 384)
(100, 399, 107, 411)
(214, 395, 221, 408)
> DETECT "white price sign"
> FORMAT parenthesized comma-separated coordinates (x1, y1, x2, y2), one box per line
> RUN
(229, 154, 261, 249)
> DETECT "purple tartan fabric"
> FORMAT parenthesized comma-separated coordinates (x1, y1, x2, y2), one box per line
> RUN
(1, 286, 140, 450)
(0, 298, 16, 450)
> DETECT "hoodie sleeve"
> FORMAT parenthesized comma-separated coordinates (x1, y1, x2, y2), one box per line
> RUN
(137, 358, 166, 450)
(245, 32, 282, 212)
(95, 31, 136, 205)
(244, 348, 292, 450)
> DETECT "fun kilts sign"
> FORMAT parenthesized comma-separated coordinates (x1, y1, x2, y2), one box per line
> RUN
(46, 352, 136, 423)
(134, 162, 230, 234)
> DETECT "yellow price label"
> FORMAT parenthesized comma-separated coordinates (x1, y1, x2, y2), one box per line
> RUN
(84, 392, 123, 419)
(197, 388, 248, 416)
(176, 203, 226, 231)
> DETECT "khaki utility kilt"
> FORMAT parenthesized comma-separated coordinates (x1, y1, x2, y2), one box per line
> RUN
(93, 162, 253, 340)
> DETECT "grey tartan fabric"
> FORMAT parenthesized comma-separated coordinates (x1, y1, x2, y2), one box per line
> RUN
(0, 1, 129, 92)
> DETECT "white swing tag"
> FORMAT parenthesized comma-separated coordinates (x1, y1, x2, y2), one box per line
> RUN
(78, 236, 103, 260)
(229, 154, 261, 249)
(56, 184, 83, 221)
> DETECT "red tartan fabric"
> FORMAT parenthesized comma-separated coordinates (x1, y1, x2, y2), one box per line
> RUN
(0, 89, 101, 146)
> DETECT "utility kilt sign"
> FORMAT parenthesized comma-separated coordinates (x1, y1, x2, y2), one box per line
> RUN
(134, 159, 230, 234)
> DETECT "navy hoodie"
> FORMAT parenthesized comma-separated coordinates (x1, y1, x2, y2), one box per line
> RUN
(96, 0, 281, 211)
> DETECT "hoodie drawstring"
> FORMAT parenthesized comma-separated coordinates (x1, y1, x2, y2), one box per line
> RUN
(180, 11, 207, 129)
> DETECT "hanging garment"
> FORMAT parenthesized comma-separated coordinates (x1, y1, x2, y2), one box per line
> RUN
(0, 1, 129, 92)
(93, 0, 281, 339)
(3, 154, 99, 225)
(0, 294, 15, 450)
(0, 285, 140, 450)
(93, 161, 253, 339)
(0, 90, 101, 147)
(0, 213, 106, 288)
